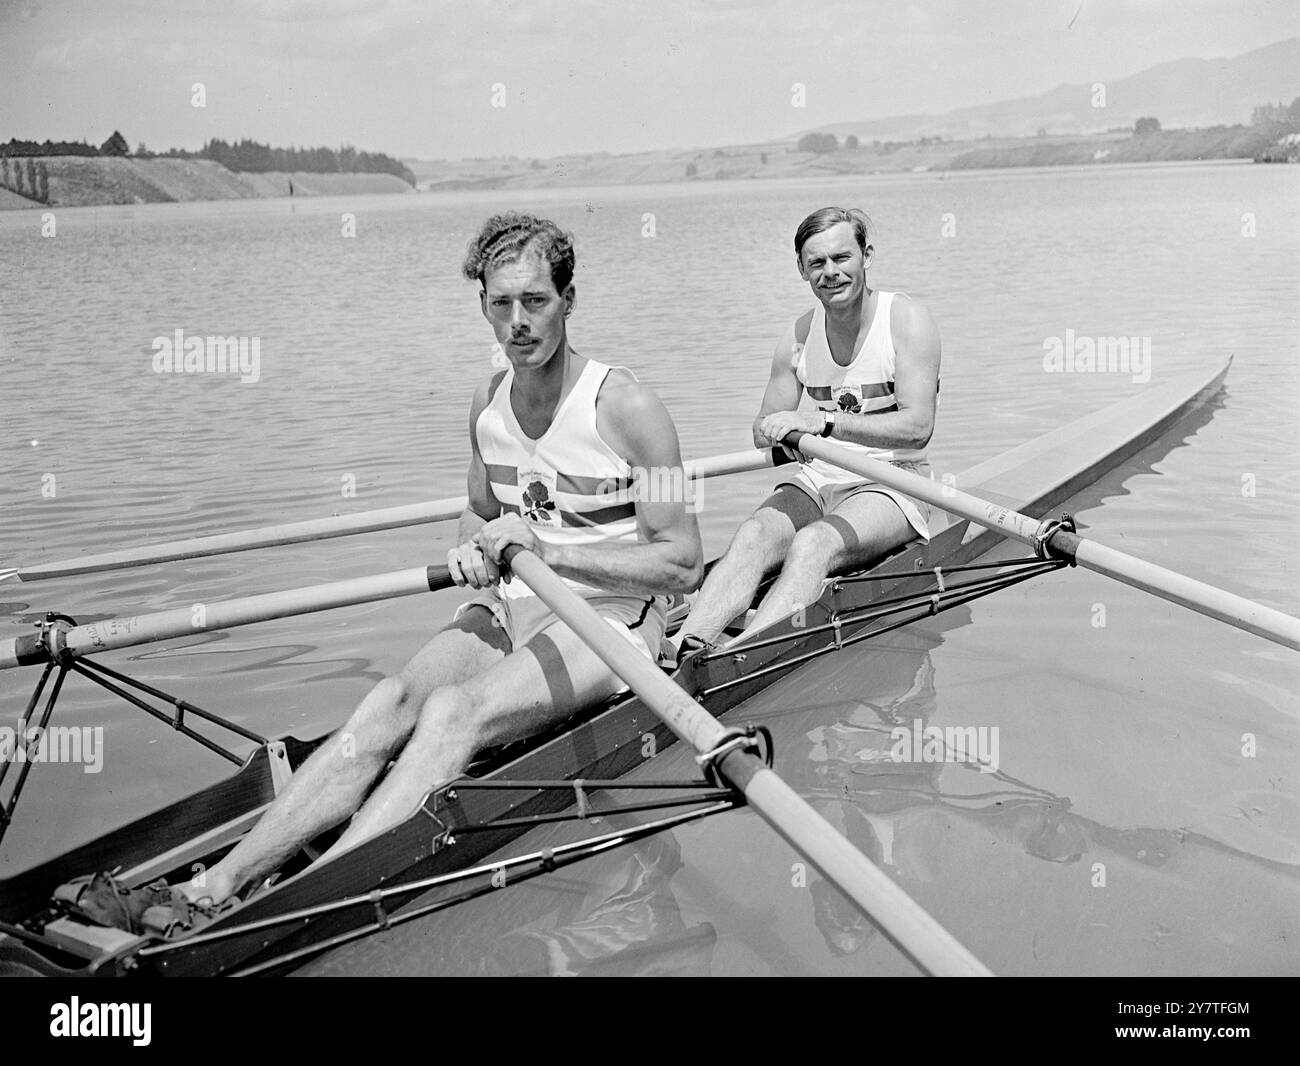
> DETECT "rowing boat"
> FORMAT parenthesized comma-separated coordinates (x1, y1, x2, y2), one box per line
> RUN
(0, 357, 1264, 976)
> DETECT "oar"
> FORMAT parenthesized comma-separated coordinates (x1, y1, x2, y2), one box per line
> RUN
(791, 434, 1300, 653)
(0, 501, 469, 584)
(0, 567, 456, 670)
(0, 449, 788, 583)
(502, 544, 993, 977)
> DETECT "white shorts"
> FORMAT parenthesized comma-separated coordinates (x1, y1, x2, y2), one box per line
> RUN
(454, 586, 668, 662)
(777, 460, 932, 543)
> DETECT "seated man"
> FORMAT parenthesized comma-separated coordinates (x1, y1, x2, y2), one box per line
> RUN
(670, 206, 939, 654)
(63, 212, 702, 927)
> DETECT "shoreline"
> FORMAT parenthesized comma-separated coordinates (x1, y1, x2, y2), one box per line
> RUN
(1, 139, 1291, 212)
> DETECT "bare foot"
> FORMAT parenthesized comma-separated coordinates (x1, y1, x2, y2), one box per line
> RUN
(175, 867, 236, 906)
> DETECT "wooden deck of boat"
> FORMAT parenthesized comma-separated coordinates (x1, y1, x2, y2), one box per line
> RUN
(951, 359, 1229, 544)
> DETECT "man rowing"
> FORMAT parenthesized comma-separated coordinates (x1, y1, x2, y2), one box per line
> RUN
(668, 206, 940, 655)
(59, 212, 703, 931)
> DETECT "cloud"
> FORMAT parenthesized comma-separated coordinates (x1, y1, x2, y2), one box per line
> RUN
(32, 36, 129, 71)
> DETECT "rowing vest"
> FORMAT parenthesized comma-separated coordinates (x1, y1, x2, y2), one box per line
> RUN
(476, 358, 639, 600)
(793, 290, 931, 479)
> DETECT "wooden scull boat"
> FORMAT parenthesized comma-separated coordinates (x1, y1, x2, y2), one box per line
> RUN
(0, 356, 1275, 977)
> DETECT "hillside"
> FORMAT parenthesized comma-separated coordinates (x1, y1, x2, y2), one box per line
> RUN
(799, 37, 1300, 142)
(0, 156, 413, 209)
(405, 138, 989, 190)
(401, 120, 1290, 195)
(0, 185, 39, 209)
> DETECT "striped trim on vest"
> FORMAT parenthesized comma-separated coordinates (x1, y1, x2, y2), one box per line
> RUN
(475, 358, 640, 598)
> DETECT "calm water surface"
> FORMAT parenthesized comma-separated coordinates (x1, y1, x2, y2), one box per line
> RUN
(0, 162, 1297, 975)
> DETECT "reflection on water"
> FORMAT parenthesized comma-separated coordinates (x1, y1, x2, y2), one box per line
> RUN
(300, 823, 717, 977)
(443, 833, 716, 978)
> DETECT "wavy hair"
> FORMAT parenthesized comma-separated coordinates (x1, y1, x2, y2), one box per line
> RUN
(461, 212, 576, 292)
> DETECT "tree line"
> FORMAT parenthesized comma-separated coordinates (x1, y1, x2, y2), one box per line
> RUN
(172, 138, 415, 185)
(0, 137, 106, 158)
(1250, 97, 1300, 128)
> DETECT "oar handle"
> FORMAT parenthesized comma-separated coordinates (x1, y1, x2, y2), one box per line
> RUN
(427, 564, 454, 592)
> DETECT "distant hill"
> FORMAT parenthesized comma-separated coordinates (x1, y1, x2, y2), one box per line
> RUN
(798, 38, 1300, 142)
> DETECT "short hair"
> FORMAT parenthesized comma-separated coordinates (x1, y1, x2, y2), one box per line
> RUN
(461, 212, 576, 292)
(794, 207, 873, 261)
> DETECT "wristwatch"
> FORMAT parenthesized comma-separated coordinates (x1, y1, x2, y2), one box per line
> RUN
(820, 410, 836, 437)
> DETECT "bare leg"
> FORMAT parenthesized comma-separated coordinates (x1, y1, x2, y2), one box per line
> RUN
(328, 618, 639, 852)
(182, 607, 509, 904)
(745, 492, 917, 635)
(674, 487, 818, 647)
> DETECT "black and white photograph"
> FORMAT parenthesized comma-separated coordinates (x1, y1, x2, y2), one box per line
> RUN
(0, 0, 1296, 1013)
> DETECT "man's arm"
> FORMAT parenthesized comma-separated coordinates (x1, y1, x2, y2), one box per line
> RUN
(824, 296, 940, 451)
(449, 375, 504, 588)
(554, 372, 702, 593)
(752, 320, 806, 448)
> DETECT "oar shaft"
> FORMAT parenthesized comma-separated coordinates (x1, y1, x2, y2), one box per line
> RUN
(505, 547, 993, 977)
(1060, 533, 1300, 651)
(0, 567, 454, 670)
(5, 449, 787, 584)
(8, 499, 468, 582)
(792, 434, 1300, 653)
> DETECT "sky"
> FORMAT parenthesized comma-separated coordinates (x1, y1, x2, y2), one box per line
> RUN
(0, 0, 1296, 160)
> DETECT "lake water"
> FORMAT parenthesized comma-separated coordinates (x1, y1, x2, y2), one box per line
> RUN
(0, 161, 1297, 975)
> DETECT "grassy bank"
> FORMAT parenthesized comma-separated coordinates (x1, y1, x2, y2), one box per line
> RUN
(0, 156, 413, 209)
(946, 125, 1280, 169)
